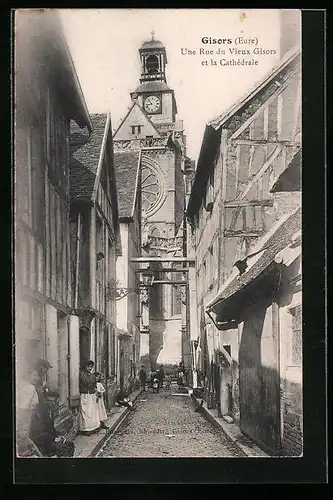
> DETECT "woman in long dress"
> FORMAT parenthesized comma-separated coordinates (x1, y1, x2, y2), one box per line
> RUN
(79, 360, 100, 435)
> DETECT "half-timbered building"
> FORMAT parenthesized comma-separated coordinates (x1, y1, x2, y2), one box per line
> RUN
(186, 44, 301, 455)
(113, 151, 142, 395)
(14, 11, 93, 410)
(70, 113, 121, 408)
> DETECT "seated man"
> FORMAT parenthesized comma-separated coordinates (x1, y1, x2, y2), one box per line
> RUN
(30, 392, 75, 458)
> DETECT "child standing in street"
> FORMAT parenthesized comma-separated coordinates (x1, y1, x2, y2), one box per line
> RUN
(152, 377, 159, 393)
(165, 373, 171, 391)
(95, 373, 109, 430)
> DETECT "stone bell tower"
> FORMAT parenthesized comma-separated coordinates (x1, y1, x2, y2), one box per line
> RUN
(113, 32, 188, 369)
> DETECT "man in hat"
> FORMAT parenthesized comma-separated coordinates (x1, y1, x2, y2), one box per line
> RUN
(139, 365, 147, 391)
(158, 364, 165, 390)
(30, 391, 75, 458)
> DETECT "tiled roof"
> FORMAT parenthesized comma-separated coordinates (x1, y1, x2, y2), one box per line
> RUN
(114, 151, 140, 219)
(208, 207, 301, 310)
(70, 158, 96, 201)
(133, 81, 172, 93)
(70, 113, 108, 200)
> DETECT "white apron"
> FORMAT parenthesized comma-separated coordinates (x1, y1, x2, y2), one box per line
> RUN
(96, 382, 108, 422)
(79, 393, 100, 432)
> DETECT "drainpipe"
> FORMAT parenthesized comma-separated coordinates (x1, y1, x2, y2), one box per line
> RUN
(75, 212, 82, 310)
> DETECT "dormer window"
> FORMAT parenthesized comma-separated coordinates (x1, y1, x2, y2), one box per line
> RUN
(131, 125, 142, 135)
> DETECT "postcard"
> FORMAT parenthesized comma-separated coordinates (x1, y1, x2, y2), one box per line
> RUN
(12, 7, 326, 484)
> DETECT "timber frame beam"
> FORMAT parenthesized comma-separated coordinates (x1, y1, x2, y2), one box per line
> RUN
(225, 199, 274, 208)
(224, 229, 264, 237)
(152, 280, 187, 285)
(131, 257, 195, 264)
(135, 268, 189, 273)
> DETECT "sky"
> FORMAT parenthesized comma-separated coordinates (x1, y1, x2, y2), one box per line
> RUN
(59, 9, 282, 162)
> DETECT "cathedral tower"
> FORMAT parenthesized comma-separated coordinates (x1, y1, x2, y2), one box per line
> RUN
(113, 33, 187, 368)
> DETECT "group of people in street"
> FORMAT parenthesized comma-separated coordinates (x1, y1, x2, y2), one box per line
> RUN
(16, 358, 111, 458)
(17, 357, 188, 457)
(138, 364, 173, 392)
(16, 357, 144, 458)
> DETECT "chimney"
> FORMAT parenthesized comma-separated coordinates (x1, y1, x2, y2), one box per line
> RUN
(70, 122, 90, 152)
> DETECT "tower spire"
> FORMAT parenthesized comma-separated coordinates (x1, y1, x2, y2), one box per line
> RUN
(151, 29, 155, 41)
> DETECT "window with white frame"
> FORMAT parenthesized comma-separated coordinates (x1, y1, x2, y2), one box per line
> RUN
(206, 171, 214, 207)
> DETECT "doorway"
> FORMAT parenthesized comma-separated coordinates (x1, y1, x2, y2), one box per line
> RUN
(219, 346, 232, 416)
(57, 312, 69, 405)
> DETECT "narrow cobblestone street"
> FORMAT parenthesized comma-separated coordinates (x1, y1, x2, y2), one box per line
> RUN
(97, 388, 246, 458)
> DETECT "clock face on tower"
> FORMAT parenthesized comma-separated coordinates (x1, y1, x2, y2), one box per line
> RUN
(143, 95, 161, 114)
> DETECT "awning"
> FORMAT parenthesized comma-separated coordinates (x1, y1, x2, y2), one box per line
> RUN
(207, 207, 301, 325)
(116, 328, 132, 339)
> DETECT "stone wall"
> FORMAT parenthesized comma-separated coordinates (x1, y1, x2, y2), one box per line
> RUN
(281, 379, 303, 456)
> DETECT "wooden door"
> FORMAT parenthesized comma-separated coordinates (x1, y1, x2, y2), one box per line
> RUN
(239, 304, 281, 455)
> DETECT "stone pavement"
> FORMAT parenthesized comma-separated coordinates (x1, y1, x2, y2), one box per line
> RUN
(191, 394, 270, 457)
(74, 388, 143, 458)
(96, 389, 247, 458)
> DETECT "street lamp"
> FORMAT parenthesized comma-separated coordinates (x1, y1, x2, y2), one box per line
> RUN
(141, 269, 155, 287)
(106, 270, 155, 301)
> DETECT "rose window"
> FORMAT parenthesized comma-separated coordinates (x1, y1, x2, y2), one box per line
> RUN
(141, 164, 164, 215)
